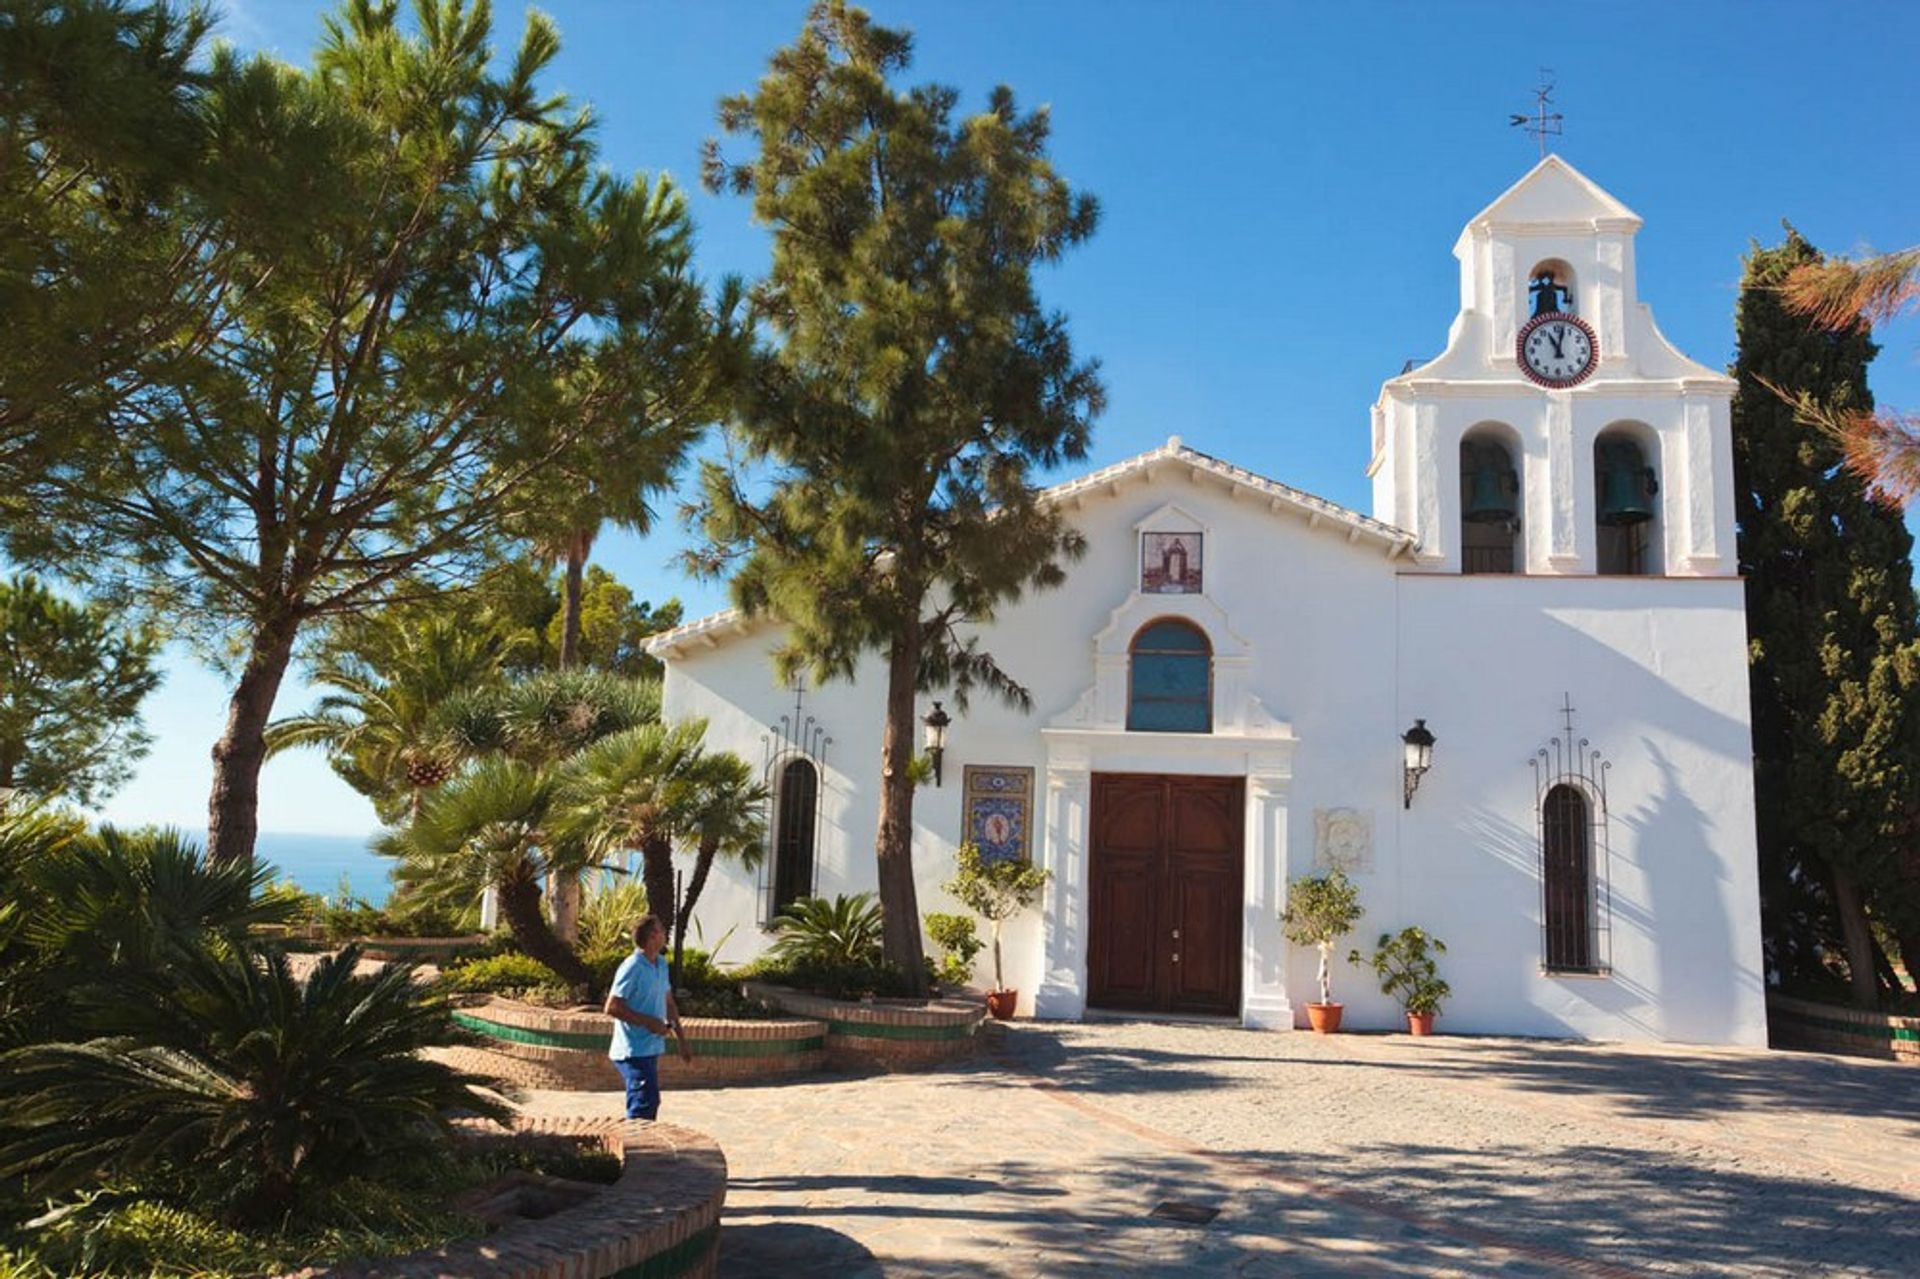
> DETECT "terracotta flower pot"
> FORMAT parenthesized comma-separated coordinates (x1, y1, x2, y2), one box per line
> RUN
(986, 989, 1018, 1020)
(1406, 1011, 1435, 1036)
(1305, 1002, 1344, 1034)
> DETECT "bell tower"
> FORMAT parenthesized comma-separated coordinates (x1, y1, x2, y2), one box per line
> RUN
(1368, 156, 1737, 577)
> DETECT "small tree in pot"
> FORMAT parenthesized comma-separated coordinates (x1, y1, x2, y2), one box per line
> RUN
(1353, 926, 1451, 1036)
(943, 842, 1049, 1020)
(1280, 867, 1364, 1033)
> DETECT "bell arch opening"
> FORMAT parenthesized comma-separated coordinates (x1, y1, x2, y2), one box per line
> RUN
(1527, 258, 1578, 317)
(1460, 425, 1522, 574)
(1594, 424, 1661, 575)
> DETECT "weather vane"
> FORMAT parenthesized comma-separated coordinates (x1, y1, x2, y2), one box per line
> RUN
(1509, 70, 1564, 158)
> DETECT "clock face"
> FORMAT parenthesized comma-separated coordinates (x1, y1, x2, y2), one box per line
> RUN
(1518, 313, 1597, 388)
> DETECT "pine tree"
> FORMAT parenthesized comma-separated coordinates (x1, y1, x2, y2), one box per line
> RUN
(693, 2, 1103, 988)
(1732, 228, 1920, 1006)
(10, 1, 709, 867)
(0, 574, 160, 807)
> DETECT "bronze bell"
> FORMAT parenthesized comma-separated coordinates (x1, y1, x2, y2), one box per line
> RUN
(1597, 442, 1658, 526)
(1462, 445, 1519, 523)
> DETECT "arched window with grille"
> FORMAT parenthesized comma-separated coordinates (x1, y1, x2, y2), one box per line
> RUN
(771, 757, 818, 915)
(1127, 619, 1211, 733)
(1542, 783, 1594, 971)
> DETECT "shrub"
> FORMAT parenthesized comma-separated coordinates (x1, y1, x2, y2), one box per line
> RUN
(438, 951, 561, 997)
(736, 952, 917, 1001)
(576, 876, 649, 959)
(925, 912, 982, 988)
(0, 945, 508, 1225)
(941, 843, 1048, 993)
(1280, 867, 1364, 1005)
(766, 893, 884, 968)
(1353, 927, 1451, 1017)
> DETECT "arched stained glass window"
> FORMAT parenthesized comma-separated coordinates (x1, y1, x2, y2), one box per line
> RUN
(1127, 620, 1211, 733)
(772, 758, 818, 915)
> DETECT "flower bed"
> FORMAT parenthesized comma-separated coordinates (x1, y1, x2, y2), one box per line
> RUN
(741, 982, 985, 1070)
(1768, 993, 1920, 1063)
(445, 997, 829, 1090)
(279, 1116, 725, 1278)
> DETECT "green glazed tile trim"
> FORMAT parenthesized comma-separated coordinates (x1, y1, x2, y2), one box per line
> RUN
(827, 1018, 975, 1042)
(1776, 1008, 1920, 1044)
(455, 1011, 827, 1056)
(609, 1220, 720, 1279)
(454, 1011, 606, 1051)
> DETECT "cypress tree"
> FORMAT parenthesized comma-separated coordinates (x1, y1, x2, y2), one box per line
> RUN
(1732, 228, 1920, 1006)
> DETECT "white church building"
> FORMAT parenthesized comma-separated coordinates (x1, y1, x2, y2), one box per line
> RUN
(647, 156, 1768, 1047)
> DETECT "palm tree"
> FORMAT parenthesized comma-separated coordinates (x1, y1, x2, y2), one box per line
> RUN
(438, 670, 663, 940)
(552, 719, 711, 944)
(0, 944, 504, 1225)
(523, 254, 736, 670)
(266, 615, 516, 822)
(379, 757, 594, 988)
(1780, 245, 1920, 503)
(671, 750, 768, 974)
(1, 821, 296, 1048)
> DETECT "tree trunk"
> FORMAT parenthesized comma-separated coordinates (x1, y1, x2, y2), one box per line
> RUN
(496, 865, 592, 990)
(207, 612, 301, 867)
(641, 831, 676, 940)
(991, 918, 1004, 994)
(559, 529, 589, 671)
(1894, 922, 1920, 995)
(876, 629, 927, 993)
(1831, 867, 1881, 1008)
(673, 836, 720, 978)
(549, 870, 582, 945)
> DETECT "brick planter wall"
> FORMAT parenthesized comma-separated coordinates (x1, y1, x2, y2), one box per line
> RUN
(281, 1117, 725, 1278)
(740, 982, 985, 1070)
(449, 998, 829, 1089)
(1769, 993, 1920, 1062)
(358, 934, 494, 964)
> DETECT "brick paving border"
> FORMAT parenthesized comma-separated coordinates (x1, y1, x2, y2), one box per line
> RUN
(280, 1118, 726, 1279)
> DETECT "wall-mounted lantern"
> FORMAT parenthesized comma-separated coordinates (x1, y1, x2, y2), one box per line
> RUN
(1402, 718, 1436, 809)
(923, 701, 952, 788)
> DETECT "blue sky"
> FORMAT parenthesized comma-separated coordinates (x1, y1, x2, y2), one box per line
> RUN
(97, 0, 1920, 836)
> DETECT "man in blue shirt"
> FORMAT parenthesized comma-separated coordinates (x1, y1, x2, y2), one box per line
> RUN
(603, 914, 690, 1121)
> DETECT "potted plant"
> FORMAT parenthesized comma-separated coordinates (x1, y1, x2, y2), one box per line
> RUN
(1280, 867, 1364, 1033)
(943, 841, 1049, 1020)
(1353, 926, 1451, 1035)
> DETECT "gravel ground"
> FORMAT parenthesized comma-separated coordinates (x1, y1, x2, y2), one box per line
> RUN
(511, 1020, 1920, 1277)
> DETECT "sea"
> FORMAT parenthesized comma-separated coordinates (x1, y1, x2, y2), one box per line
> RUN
(177, 829, 394, 906)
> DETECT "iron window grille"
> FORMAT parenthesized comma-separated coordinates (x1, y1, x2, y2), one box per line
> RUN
(758, 678, 832, 928)
(1530, 694, 1612, 975)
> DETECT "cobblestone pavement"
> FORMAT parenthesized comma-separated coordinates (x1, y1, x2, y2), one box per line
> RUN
(514, 1022, 1920, 1277)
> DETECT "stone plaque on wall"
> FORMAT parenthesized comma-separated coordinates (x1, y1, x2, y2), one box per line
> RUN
(1314, 807, 1373, 873)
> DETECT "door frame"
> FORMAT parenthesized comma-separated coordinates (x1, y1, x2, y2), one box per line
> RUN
(1034, 727, 1298, 1028)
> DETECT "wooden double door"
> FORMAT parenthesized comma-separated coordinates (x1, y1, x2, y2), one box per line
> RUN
(1087, 774, 1244, 1016)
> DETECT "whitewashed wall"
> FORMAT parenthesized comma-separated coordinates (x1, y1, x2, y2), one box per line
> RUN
(659, 458, 1765, 1047)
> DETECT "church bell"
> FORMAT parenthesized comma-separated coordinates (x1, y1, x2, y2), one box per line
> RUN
(1462, 445, 1519, 523)
(1596, 442, 1658, 526)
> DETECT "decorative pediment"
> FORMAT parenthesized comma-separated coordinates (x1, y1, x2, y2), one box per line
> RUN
(1050, 587, 1286, 739)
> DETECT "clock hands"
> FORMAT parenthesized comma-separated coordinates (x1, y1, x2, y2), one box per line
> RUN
(1547, 325, 1567, 361)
